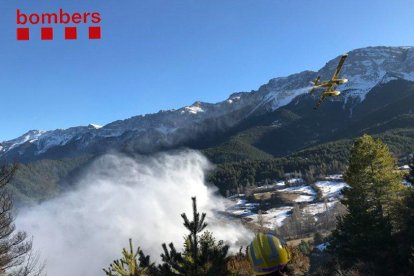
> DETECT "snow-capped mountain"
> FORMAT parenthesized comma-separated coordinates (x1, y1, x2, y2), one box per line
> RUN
(2, 46, 414, 163)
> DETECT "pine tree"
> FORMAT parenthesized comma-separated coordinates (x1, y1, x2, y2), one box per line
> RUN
(0, 165, 44, 276)
(329, 135, 404, 273)
(103, 239, 156, 276)
(161, 197, 229, 275)
(106, 197, 229, 276)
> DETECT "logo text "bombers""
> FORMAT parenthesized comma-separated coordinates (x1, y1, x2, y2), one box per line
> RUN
(17, 9, 101, 25)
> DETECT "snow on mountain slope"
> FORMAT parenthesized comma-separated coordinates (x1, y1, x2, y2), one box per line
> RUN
(319, 46, 414, 101)
(2, 130, 46, 152)
(2, 46, 414, 160)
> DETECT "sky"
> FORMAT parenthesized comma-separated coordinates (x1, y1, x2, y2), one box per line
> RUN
(1, 0, 414, 141)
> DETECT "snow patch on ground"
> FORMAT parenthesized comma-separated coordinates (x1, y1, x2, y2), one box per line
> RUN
(323, 174, 343, 180)
(278, 185, 316, 202)
(230, 209, 255, 217)
(303, 201, 338, 216)
(286, 178, 305, 185)
(400, 165, 410, 170)
(247, 206, 293, 229)
(256, 180, 286, 191)
(315, 181, 348, 199)
(294, 195, 315, 203)
(278, 185, 316, 195)
(225, 175, 349, 228)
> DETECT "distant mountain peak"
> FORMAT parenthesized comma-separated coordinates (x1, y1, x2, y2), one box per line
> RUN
(88, 124, 102, 129)
(3, 46, 414, 163)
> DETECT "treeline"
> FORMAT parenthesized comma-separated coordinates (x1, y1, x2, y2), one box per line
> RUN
(208, 132, 414, 196)
(8, 155, 93, 206)
(208, 141, 349, 195)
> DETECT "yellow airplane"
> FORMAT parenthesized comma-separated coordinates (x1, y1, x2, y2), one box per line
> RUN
(310, 54, 348, 109)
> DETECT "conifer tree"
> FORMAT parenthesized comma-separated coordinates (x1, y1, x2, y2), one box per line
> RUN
(161, 197, 229, 276)
(103, 239, 156, 276)
(329, 134, 404, 273)
(0, 165, 44, 276)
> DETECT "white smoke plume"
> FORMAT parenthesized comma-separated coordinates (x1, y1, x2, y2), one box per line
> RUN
(16, 150, 253, 276)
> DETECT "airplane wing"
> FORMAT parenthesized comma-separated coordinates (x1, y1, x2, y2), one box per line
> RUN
(331, 54, 348, 80)
(313, 86, 333, 109)
(314, 94, 326, 109)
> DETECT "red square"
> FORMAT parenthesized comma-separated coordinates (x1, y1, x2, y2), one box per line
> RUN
(89, 26, 101, 39)
(65, 27, 77, 40)
(41, 27, 53, 40)
(17, 28, 29, 41)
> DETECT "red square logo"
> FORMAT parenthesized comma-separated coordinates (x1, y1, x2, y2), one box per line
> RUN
(65, 27, 77, 40)
(89, 26, 101, 39)
(17, 28, 29, 41)
(41, 27, 53, 40)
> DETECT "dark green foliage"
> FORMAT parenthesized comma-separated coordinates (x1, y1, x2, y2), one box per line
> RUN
(407, 156, 414, 185)
(161, 197, 229, 276)
(313, 232, 324, 245)
(203, 80, 414, 162)
(207, 127, 414, 196)
(8, 155, 93, 206)
(208, 145, 349, 195)
(202, 124, 277, 163)
(395, 188, 414, 272)
(329, 135, 403, 273)
(298, 240, 311, 255)
(106, 197, 229, 276)
(161, 196, 207, 275)
(103, 239, 156, 276)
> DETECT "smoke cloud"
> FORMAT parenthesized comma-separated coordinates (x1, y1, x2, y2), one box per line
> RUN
(16, 150, 252, 276)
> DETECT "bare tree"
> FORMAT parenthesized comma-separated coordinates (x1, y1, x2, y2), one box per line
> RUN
(0, 165, 45, 276)
(256, 210, 268, 233)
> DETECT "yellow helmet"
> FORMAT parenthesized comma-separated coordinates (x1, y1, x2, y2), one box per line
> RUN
(248, 233, 290, 275)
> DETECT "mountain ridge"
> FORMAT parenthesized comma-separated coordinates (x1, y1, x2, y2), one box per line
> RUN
(2, 46, 414, 164)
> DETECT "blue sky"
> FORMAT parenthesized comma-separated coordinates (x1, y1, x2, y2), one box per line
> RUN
(1, 0, 414, 141)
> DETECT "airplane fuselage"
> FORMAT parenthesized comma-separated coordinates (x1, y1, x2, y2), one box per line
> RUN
(311, 53, 348, 109)
(313, 78, 348, 89)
